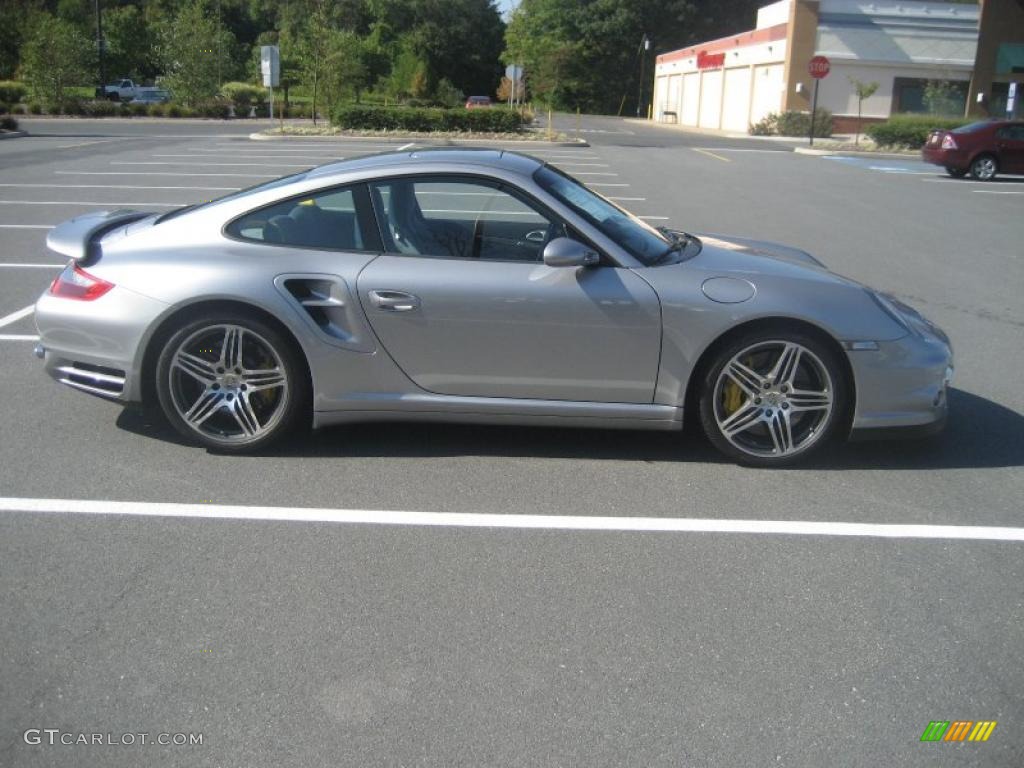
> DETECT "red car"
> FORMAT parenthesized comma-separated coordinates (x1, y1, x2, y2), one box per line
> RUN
(465, 96, 492, 109)
(922, 119, 1024, 180)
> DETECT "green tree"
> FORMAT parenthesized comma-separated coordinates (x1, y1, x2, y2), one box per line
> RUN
(21, 13, 93, 108)
(103, 5, 158, 81)
(848, 77, 879, 145)
(156, 0, 235, 105)
(321, 29, 371, 106)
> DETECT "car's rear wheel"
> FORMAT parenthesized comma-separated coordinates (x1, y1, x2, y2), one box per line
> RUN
(969, 154, 998, 181)
(699, 330, 848, 467)
(945, 167, 967, 178)
(155, 313, 308, 452)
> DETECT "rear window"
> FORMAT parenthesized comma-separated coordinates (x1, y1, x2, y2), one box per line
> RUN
(951, 121, 993, 134)
(155, 172, 310, 224)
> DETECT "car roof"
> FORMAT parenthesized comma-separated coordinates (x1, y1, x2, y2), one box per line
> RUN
(305, 148, 545, 182)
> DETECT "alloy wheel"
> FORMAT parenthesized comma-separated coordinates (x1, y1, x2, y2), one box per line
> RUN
(167, 324, 290, 444)
(712, 340, 834, 459)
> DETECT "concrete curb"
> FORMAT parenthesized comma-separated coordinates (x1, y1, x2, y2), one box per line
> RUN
(793, 146, 920, 159)
(0, 130, 27, 140)
(249, 131, 589, 147)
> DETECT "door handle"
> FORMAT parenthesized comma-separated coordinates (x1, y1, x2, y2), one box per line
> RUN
(368, 290, 420, 312)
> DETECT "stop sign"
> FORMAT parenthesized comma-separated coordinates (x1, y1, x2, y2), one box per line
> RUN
(808, 55, 830, 79)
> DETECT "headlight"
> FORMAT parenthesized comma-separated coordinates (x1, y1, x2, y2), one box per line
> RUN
(867, 290, 912, 334)
(867, 290, 947, 343)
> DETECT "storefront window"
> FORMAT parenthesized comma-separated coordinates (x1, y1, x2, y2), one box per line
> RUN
(893, 77, 968, 116)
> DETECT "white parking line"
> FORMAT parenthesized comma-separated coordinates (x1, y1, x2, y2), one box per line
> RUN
(570, 172, 618, 177)
(57, 171, 276, 178)
(0, 263, 63, 268)
(550, 163, 610, 167)
(0, 334, 39, 342)
(1, 496, 1022, 542)
(608, 196, 646, 201)
(397, 142, 416, 151)
(0, 224, 55, 229)
(0, 200, 178, 207)
(0, 183, 241, 191)
(638, 215, 669, 220)
(973, 189, 1024, 195)
(0, 305, 34, 329)
(111, 161, 310, 168)
(151, 153, 340, 162)
(587, 183, 630, 188)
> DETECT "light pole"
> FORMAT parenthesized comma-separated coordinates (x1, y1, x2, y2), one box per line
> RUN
(94, 0, 105, 93)
(635, 34, 650, 118)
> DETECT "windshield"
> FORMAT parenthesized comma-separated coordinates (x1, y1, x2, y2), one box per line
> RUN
(155, 171, 310, 223)
(534, 164, 671, 264)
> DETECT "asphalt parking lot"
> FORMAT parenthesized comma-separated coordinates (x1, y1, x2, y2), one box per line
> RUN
(1, 115, 1022, 767)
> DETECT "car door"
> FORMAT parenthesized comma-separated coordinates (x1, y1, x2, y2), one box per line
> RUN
(357, 176, 662, 403)
(996, 124, 1024, 173)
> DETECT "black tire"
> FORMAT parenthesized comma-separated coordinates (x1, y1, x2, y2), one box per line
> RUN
(945, 167, 967, 178)
(969, 154, 998, 181)
(698, 328, 849, 467)
(155, 312, 309, 453)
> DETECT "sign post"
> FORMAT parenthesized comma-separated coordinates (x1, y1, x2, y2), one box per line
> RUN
(505, 64, 523, 107)
(261, 45, 280, 126)
(807, 55, 830, 147)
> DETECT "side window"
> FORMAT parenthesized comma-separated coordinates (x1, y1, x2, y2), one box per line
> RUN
(227, 185, 370, 251)
(370, 178, 556, 262)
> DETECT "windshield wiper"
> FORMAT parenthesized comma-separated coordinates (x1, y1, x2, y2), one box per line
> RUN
(651, 228, 691, 264)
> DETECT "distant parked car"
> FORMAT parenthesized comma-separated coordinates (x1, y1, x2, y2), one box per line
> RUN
(97, 79, 141, 102)
(921, 119, 1024, 180)
(465, 96, 492, 109)
(129, 88, 171, 105)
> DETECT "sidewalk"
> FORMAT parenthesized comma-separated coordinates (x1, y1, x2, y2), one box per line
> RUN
(622, 116, 916, 157)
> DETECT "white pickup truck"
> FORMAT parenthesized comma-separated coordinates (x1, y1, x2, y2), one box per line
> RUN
(97, 79, 141, 101)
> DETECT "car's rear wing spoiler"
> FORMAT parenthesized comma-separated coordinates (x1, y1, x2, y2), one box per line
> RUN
(46, 209, 151, 261)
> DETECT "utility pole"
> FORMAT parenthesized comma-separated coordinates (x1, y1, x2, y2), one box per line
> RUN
(94, 0, 105, 92)
(635, 34, 650, 118)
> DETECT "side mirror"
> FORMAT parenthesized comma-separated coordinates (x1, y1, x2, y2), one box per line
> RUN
(542, 237, 601, 268)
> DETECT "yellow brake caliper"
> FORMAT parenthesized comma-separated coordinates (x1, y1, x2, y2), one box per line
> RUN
(722, 356, 753, 415)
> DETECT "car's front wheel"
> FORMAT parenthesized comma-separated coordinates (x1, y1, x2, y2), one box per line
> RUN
(155, 313, 308, 452)
(698, 330, 848, 467)
(969, 154, 998, 181)
(945, 166, 967, 178)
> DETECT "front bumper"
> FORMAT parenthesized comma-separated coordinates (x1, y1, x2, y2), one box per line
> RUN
(34, 286, 169, 403)
(846, 327, 953, 439)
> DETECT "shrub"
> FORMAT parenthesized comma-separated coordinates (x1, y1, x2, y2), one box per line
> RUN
(331, 104, 526, 133)
(775, 108, 833, 137)
(147, 103, 166, 117)
(12, 103, 27, 114)
(285, 103, 308, 119)
(0, 101, 8, 114)
(1, 115, 18, 131)
(749, 113, 778, 136)
(865, 114, 972, 148)
(128, 102, 149, 117)
(0, 80, 27, 103)
(220, 81, 267, 112)
(28, 102, 43, 114)
(60, 100, 83, 115)
(166, 103, 184, 117)
(79, 100, 120, 117)
(194, 100, 231, 119)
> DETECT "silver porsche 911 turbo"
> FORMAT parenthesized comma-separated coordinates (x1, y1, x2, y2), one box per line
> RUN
(34, 148, 953, 466)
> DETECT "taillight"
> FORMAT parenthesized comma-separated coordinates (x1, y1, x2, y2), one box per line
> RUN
(941, 134, 958, 150)
(49, 264, 114, 301)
